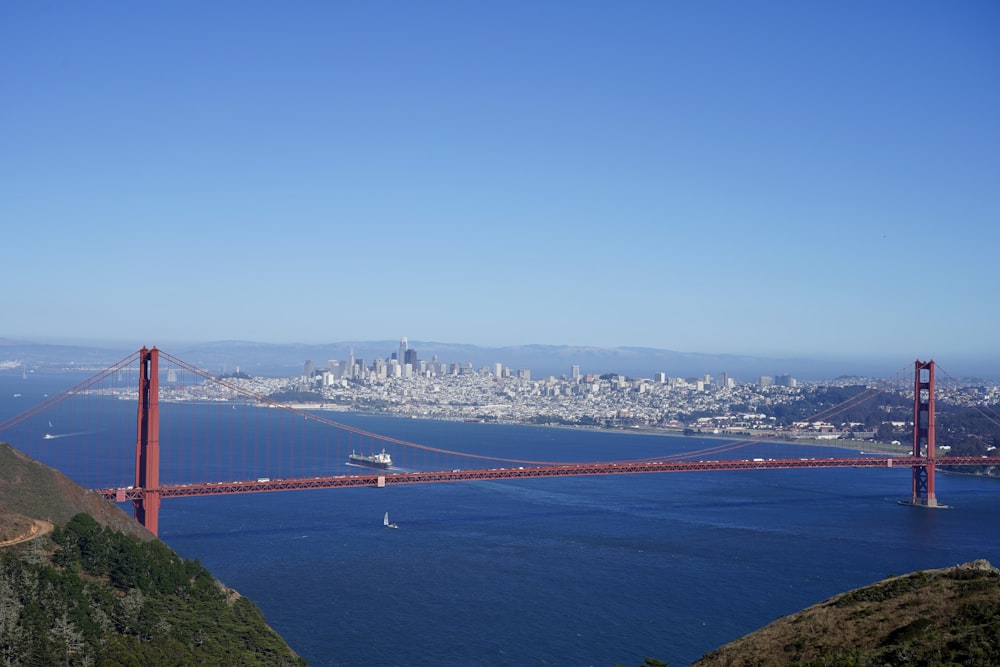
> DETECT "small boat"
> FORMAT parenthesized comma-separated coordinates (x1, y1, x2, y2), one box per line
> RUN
(383, 512, 398, 529)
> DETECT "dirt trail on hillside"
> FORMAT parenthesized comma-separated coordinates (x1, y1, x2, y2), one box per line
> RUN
(0, 519, 54, 547)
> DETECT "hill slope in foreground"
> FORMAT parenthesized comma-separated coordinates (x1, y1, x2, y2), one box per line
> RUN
(692, 559, 1000, 666)
(0, 442, 151, 542)
(0, 441, 304, 665)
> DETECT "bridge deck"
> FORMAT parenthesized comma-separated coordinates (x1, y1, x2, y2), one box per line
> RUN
(96, 456, 1000, 501)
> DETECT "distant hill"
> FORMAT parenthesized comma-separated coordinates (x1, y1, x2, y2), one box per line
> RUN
(0, 338, 134, 370)
(0, 441, 305, 665)
(691, 559, 1000, 666)
(0, 337, 928, 381)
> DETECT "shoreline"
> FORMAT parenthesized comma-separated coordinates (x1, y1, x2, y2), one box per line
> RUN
(284, 402, 913, 458)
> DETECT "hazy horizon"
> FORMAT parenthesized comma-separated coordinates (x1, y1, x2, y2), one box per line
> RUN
(3, 335, 998, 382)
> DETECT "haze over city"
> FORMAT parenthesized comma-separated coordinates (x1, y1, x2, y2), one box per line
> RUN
(2, 3, 997, 373)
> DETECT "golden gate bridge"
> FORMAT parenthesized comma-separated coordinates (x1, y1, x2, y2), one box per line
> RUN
(2, 347, 999, 537)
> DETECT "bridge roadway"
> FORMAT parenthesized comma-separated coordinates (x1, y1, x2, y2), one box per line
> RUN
(96, 456, 1000, 502)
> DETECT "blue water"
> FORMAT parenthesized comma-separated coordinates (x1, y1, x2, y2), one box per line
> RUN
(3, 372, 1000, 666)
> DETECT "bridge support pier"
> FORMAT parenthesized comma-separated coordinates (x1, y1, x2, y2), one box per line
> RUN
(134, 347, 162, 535)
(902, 359, 946, 509)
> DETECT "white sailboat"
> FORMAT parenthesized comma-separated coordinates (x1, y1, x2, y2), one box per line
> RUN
(383, 512, 398, 529)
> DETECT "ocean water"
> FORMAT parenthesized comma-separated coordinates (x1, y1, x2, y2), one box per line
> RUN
(3, 372, 1000, 666)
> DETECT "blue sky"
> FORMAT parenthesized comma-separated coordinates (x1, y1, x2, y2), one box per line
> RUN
(2, 2, 998, 368)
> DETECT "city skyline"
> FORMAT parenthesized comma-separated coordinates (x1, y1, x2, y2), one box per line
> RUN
(4, 334, 997, 382)
(2, 3, 997, 368)
(303, 342, 809, 388)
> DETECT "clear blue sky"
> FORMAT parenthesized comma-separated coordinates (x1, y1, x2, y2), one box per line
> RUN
(2, 2, 997, 368)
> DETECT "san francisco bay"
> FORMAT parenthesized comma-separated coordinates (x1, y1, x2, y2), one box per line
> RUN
(3, 373, 1000, 665)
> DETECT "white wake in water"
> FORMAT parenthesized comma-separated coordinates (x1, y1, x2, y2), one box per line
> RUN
(42, 431, 94, 440)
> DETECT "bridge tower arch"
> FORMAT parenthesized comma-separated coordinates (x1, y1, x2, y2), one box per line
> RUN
(134, 347, 162, 535)
(906, 359, 940, 508)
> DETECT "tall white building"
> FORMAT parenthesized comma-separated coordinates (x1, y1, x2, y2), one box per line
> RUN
(398, 337, 408, 365)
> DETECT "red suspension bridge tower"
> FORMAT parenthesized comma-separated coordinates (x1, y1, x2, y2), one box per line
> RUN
(133, 347, 161, 535)
(906, 359, 941, 508)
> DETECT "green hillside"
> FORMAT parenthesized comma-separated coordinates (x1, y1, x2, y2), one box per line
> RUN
(0, 441, 305, 666)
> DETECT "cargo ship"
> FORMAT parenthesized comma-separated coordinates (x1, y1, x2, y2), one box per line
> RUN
(349, 447, 392, 469)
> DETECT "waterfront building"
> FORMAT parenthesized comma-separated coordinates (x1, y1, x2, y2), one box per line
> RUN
(775, 374, 796, 387)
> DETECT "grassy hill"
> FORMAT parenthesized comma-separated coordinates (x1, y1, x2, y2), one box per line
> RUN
(692, 560, 1000, 666)
(0, 442, 152, 542)
(0, 440, 305, 665)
